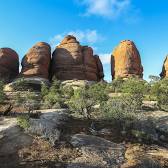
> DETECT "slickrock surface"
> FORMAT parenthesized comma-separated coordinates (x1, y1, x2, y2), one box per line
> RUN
(111, 40, 143, 79)
(20, 42, 51, 79)
(0, 48, 19, 82)
(51, 35, 104, 81)
(160, 55, 168, 78)
(68, 134, 125, 168)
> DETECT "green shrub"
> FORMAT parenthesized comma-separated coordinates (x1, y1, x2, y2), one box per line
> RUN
(109, 78, 124, 93)
(157, 79, 168, 111)
(100, 96, 137, 121)
(121, 78, 149, 109)
(149, 75, 160, 84)
(68, 86, 96, 119)
(0, 81, 5, 104)
(15, 90, 39, 113)
(17, 115, 30, 129)
(13, 78, 29, 91)
(41, 79, 64, 109)
(87, 82, 109, 104)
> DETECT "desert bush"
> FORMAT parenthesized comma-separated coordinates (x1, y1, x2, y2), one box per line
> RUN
(15, 90, 39, 113)
(68, 86, 96, 119)
(17, 115, 30, 129)
(121, 78, 149, 109)
(41, 80, 65, 109)
(61, 85, 74, 99)
(100, 96, 138, 129)
(87, 82, 109, 104)
(150, 78, 168, 111)
(149, 75, 160, 84)
(0, 81, 5, 104)
(156, 79, 168, 111)
(67, 82, 109, 119)
(109, 78, 124, 93)
(13, 78, 30, 91)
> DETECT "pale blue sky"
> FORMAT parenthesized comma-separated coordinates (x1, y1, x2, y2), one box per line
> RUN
(0, 0, 168, 81)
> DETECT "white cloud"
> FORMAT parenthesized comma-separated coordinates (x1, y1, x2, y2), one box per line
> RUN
(49, 29, 103, 49)
(78, 0, 131, 19)
(99, 53, 111, 64)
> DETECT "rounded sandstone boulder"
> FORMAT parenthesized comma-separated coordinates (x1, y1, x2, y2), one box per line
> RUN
(111, 40, 143, 80)
(0, 48, 19, 83)
(20, 42, 51, 79)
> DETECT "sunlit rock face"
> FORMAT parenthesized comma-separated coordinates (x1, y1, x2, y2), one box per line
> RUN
(160, 56, 168, 78)
(51, 35, 104, 81)
(111, 40, 143, 80)
(0, 48, 19, 83)
(20, 42, 51, 79)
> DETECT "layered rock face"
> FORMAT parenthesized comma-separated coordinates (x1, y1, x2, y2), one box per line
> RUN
(51, 35, 104, 81)
(0, 48, 19, 82)
(160, 56, 168, 78)
(111, 40, 143, 79)
(20, 42, 51, 79)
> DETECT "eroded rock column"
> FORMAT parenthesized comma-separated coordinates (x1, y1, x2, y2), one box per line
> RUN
(111, 40, 143, 80)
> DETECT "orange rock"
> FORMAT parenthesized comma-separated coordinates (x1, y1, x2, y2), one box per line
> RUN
(20, 42, 51, 79)
(0, 48, 19, 82)
(160, 56, 168, 78)
(51, 35, 104, 81)
(111, 40, 143, 80)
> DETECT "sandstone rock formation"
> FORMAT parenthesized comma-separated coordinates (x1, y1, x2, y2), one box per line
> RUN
(160, 56, 168, 78)
(20, 42, 51, 79)
(0, 48, 19, 83)
(51, 35, 104, 81)
(111, 40, 143, 80)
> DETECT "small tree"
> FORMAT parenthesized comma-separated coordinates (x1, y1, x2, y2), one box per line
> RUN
(0, 81, 5, 104)
(68, 86, 96, 119)
(109, 78, 124, 93)
(87, 82, 109, 104)
(121, 78, 148, 110)
(41, 80, 63, 109)
(149, 75, 160, 84)
(152, 79, 168, 111)
(100, 95, 138, 131)
(15, 90, 39, 114)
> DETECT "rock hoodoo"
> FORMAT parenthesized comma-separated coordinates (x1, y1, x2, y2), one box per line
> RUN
(0, 48, 19, 83)
(160, 55, 168, 78)
(111, 40, 143, 80)
(20, 42, 51, 79)
(51, 35, 104, 81)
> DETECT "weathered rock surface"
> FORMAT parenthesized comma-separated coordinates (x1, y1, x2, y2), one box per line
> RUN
(20, 42, 51, 79)
(51, 35, 104, 81)
(160, 55, 168, 78)
(26, 109, 70, 146)
(4, 77, 50, 92)
(0, 117, 33, 168)
(0, 48, 19, 83)
(68, 134, 125, 168)
(111, 40, 143, 79)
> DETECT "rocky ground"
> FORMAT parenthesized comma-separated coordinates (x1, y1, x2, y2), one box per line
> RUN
(0, 108, 168, 168)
